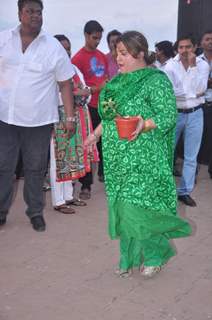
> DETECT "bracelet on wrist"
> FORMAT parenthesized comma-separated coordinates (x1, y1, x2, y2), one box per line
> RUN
(66, 116, 76, 123)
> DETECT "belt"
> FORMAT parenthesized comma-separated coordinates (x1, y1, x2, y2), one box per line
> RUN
(205, 102, 212, 107)
(178, 105, 202, 113)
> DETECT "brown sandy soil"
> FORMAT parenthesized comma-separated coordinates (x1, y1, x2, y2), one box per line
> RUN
(0, 166, 212, 320)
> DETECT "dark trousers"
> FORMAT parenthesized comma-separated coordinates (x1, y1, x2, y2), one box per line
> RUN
(79, 106, 103, 190)
(15, 148, 50, 178)
(0, 121, 52, 219)
(15, 151, 24, 178)
(198, 104, 212, 174)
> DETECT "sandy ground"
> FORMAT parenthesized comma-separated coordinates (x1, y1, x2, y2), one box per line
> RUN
(0, 165, 212, 320)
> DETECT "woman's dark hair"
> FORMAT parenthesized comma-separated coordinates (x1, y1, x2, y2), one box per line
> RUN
(54, 34, 70, 46)
(84, 20, 103, 34)
(106, 29, 122, 44)
(17, 0, 43, 11)
(155, 41, 174, 58)
(116, 31, 155, 65)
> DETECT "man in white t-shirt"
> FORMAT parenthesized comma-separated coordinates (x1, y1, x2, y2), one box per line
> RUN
(164, 36, 209, 207)
(0, 0, 75, 231)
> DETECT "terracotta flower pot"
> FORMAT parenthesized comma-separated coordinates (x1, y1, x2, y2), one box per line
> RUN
(115, 116, 139, 140)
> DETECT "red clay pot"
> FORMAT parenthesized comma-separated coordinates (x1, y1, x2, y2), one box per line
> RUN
(115, 116, 139, 140)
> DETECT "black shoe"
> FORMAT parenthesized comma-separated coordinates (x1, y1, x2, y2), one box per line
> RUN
(31, 216, 46, 232)
(0, 217, 7, 226)
(98, 175, 104, 182)
(178, 195, 197, 207)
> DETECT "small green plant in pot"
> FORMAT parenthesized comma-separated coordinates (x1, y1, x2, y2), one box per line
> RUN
(102, 98, 139, 140)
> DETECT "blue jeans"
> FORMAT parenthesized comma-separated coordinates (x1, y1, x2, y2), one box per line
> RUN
(175, 108, 203, 195)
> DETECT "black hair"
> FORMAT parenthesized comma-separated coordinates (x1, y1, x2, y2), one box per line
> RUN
(84, 20, 103, 34)
(17, 0, 43, 11)
(155, 40, 174, 58)
(175, 35, 196, 49)
(106, 29, 122, 44)
(116, 31, 155, 65)
(54, 34, 70, 45)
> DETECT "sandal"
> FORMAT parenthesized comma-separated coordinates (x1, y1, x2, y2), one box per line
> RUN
(140, 266, 161, 278)
(79, 189, 91, 200)
(115, 269, 132, 278)
(66, 198, 87, 207)
(54, 204, 76, 214)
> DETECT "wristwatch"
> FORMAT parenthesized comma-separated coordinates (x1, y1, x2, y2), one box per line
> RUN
(66, 116, 76, 122)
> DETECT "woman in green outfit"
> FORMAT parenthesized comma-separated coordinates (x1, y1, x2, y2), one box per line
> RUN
(85, 31, 192, 278)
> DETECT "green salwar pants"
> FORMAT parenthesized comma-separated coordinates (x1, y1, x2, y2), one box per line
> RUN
(119, 233, 176, 270)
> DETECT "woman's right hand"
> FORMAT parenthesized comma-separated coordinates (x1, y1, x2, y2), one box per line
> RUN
(129, 116, 144, 141)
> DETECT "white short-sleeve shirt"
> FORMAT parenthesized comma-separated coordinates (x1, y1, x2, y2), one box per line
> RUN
(0, 26, 75, 127)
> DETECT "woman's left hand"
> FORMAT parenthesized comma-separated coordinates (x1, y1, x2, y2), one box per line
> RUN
(129, 116, 144, 141)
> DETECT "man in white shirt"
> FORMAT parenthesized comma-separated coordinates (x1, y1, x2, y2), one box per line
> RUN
(164, 36, 209, 207)
(0, 0, 75, 231)
(155, 40, 185, 98)
(198, 31, 212, 178)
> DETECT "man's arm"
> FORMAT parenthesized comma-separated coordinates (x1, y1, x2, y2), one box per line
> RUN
(163, 60, 185, 99)
(164, 67, 185, 98)
(185, 57, 210, 98)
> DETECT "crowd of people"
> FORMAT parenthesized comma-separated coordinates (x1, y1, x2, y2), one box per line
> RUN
(0, 0, 211, 278)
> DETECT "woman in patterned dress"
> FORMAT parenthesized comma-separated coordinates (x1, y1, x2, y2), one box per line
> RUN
(50, 35, 98, 214)
(85, 31, 191, 278)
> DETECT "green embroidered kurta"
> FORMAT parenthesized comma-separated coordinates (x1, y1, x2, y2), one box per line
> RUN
(99, 68, 191, 246)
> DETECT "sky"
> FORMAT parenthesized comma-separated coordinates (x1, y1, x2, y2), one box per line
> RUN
(0, 0, 178, 54)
